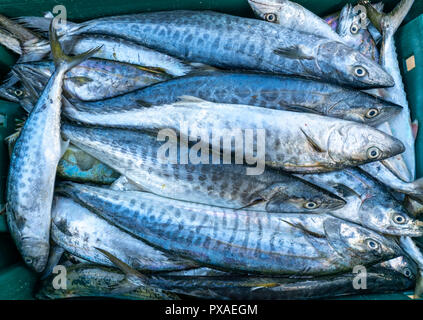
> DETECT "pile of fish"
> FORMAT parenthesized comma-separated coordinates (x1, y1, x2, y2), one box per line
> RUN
(2, 0, 423, 300)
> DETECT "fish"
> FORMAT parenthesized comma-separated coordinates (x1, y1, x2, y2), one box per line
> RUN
(12, 58, 172, 101)
(51, 195, 197, 273)
(5, 22, 100, 272)
(57, 145, 120, 185)
(247, 0, 342, 42)
(36, 264, 179, 300)
(61, 123, 345, 212)
(57, 182, 402, 276)
(18, 10, 395, 88)
(295, 168, 423, 237)
(336, 3, 380, 61)
(66, 71, 403, 127)
(361, 0, 416, 181)
(63, 96, 405, 173)
(399, 236, 423, 298)
(149, 258, 416, 300)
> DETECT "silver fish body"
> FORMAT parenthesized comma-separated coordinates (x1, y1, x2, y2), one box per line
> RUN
(6, 25, 100, 272)
(57, 182, 402, 276)
(63, 97, 405, 173)
(13, 58, 171, 101)
(21, 10, 395, 88)
(61, 124, 345, 212)
(68, 71, 402, 126)
(51, 196, 197, 272)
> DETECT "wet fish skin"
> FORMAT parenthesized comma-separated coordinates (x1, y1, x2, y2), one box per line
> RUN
(62, 123, 345, 212)
(362, 0, 416, 180)
(149, 260, 415, 300)
(247, 0, 342, 42)
(57, 182, 402, 276)
(67, 71, 403, 127)
(20, 10, 395, 89)
(295, 168, 423, 237)
(63, 97, 405, 173)
(6, 24, 100, 272)
(336, 3, 380, 61)
(51, 196, 197, 272)
(36, 264, 179, 300)
(13, 58, 172, 101)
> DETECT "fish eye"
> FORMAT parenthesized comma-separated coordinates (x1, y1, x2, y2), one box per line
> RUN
(14, 89, 23, 97)
(367, 147, 381, 160)
(403, 268, 412, 278)
(365, 108, 379, 119)
(366, 239, 380, 250)
(350, 23, 360, 34)
(264, 13, 277, 23)
(304, 201, 319, 210)
(354, 66, 367, 77)
(393, 214, 407, 224)
(24, 257, 33, 264)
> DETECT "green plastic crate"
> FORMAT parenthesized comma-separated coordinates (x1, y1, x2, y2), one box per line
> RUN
(0, 0, 421, 300)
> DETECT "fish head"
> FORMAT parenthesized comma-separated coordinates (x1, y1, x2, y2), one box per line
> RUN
(316, 41, 394, 88)
(379, 256, 417, 281)
(327, 123, 405, 167)
(324, 217, 402, 263)
(358, 193, 423, 237)
(330, 93, 402, 126)
(265, 180, 346, 213)
(247, 0, 288, 23)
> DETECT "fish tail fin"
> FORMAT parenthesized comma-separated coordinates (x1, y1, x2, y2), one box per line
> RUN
(360, 0, 414, 36)
(49, 21, 101, 73)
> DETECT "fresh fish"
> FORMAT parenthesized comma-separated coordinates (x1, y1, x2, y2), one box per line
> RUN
(5, 23, 100, 272)
(362, 0, 416, 181)
(36, 264, 179, 300)
(13, 58, 171, 101)
(359, 161, 423, 203)
(57, 182, 402, 276)
(399, 236, 423, 298)
(149, 259, 416, 300)
(336, 4, 380, 61)
(66, 71, 403, 127)
(51, 195, 197, 272)
(57, 145, 120, 184)
(62, 123, 345, 212)
(19, 10, 395, 88)
(247, 0, 342, 42)
(63, 96, 405, 173)
(295, 168, 423, 237)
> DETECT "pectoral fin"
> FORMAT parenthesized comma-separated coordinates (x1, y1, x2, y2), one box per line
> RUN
(274, 45, 314, 60)
(300, 128, 326, 153)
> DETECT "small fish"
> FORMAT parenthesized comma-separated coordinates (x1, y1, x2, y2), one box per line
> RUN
(18, 10, 395, 88)
(6, 22, 100, 272)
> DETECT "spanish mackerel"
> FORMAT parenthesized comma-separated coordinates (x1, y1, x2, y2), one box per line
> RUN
(67, 71, 402, 126)
(51, 196, 196, 272)
(63, 96, 405, 173)
(61, 123, 345, 212)
(57, 182, 402, 276)
(18, 10, 395, 88)
(6, 24, 100, 272)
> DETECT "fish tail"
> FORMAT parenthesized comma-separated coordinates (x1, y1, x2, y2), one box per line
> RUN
(49, 21, 101, 73)
(360, 0, 414, 36)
